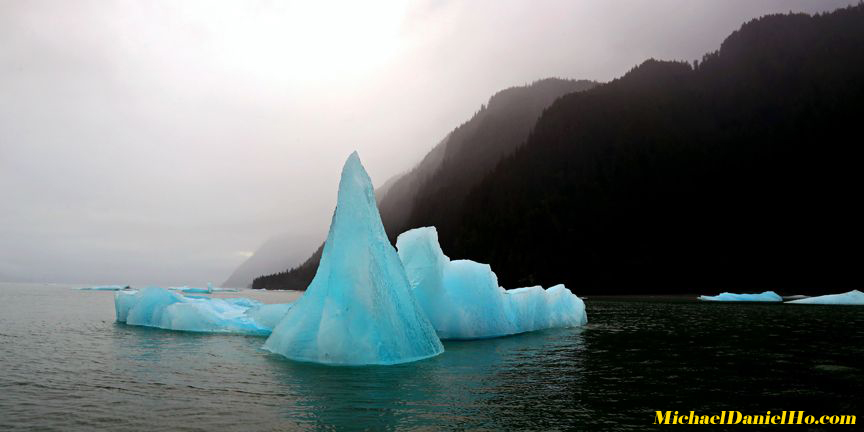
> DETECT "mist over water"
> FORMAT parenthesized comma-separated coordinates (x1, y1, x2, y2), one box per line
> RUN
(2, 283, 861, 431)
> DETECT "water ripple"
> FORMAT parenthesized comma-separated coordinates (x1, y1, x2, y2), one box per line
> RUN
(1, 283, 862, 431)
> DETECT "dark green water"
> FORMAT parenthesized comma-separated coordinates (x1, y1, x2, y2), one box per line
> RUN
(1, 283, 862, 431)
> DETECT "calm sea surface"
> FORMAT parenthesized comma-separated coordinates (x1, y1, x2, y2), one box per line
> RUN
(1, 282, 862, 431)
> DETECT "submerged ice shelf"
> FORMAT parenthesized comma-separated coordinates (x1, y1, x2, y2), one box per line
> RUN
(697, 291, 782, 302)
(115, 288, 292, 335)
(262, 152, 444, 365)
(396, 227, 587, 339)
(787, 290, 864, 305)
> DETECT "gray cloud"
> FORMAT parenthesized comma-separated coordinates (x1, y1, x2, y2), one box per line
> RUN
(0, 0, 853, 286)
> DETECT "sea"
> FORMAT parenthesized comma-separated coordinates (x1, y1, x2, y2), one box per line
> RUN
(1, 282, 861, 431)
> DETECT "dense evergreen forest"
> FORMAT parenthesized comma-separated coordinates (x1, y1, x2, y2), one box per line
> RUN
(450, 6, 864, 294)
(256, 5, 863, 294)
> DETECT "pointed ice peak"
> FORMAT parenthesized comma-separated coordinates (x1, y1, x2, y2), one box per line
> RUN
(347, 149, 360, 162)
(333, 150, 382, 236)
(340, 151, 365, 187)
(263, 152, 443, 365)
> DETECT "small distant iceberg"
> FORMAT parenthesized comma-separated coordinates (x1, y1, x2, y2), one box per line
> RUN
(115, 287, 292, 335)
(211, 287, 240, 293)
(79, 285, 129, 291)
(786, 290, 864, 305)
(180, 287, 212, 294)
(169, 283, 219, 294)
(698, 291, 782, 302)
(396, 227, 587, 339)
(168, 283, 241, 294)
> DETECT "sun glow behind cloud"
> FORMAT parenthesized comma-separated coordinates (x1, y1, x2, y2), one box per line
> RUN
(145, 1, 411, 86)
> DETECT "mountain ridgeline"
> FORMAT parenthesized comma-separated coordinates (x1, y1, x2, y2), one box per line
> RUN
(222, 232, 322, 289)
(255, 5, 863, 294)
(252, 79, 597, 290)
(449, 6, 864, 294)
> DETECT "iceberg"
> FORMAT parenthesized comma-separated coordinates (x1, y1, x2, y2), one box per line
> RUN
(170, 283, 214, 294)
(79, 285, 129, 291)
(787, 290, 864, 305)
(212, 287, 240, 293)
(263, 152, 444, 365)
(115, 287, 292, 335)
(395, 227, 587, 339)
(697, 291, 783, 302)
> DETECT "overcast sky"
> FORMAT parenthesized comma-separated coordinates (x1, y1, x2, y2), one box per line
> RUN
(0, 0, 854, 286)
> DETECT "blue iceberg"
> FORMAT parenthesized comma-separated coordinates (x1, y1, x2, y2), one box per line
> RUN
(787, 290, 864, 305)
(697, 291, 783, 302)
(169, 283, 240, 293)
(212, 287, 240, 293)
(396, 227, 587, 339)
(115, 287, 292, 335)
(262, 153, 444, 365)
(170, 283, 214, 294)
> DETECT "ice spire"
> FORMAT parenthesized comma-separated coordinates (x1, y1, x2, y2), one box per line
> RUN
(263, 152, 444, 365)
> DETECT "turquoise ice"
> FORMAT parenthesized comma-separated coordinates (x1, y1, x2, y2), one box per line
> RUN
(697, 291, 782, 302)
(396, 227, 587, 339)
(170, 283, 214, 294)
(262, 153, 444, 365)
(112, 154, 584, 362)
(115, 287, 292, 335)
(787, 290, 864, 305)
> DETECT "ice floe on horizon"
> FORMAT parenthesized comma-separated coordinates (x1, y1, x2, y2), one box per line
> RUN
(697, 291, 783, 302)
(786, 290, 864, 305)
(169, 282, 213, 294)
(79, 285, 129, 291)
(167, 283, 241, 294)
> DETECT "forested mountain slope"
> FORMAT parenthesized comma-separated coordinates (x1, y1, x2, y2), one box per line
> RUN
(447, 6, 864, 294)
(252, 79, 597, 289)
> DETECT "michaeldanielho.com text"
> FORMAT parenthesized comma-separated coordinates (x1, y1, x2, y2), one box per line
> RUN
(654, 411, 856, 425)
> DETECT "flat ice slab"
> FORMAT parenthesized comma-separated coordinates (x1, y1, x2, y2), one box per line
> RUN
(170, 283, 215, 294)
(79, 285, 128, 291)
(263, 153, 444, 365)
(787, 290, 864, 305)
(115, 287, 292, 335)
(697, 291, 782, 302)
(396, 227, 587, 340)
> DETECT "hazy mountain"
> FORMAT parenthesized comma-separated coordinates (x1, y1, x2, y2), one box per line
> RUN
(378, 134, 450, 237)
(252, 78, 598, 290)
(221, 232, 322, 288)
(228, 169, 408, 289)
(388, 78, 599, 238)
(445, 5, 864, 294)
